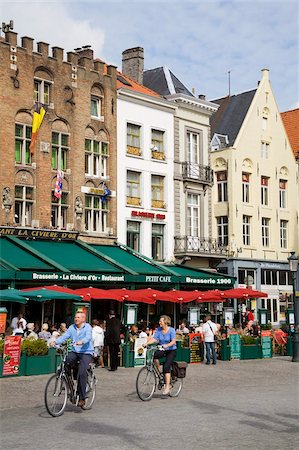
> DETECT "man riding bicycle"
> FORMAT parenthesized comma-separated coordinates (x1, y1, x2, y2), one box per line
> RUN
(146, 315, 177, 396)
(53, 312, 93, 407)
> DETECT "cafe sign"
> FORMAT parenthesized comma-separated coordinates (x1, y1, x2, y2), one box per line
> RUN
(0, 227, 78, 241)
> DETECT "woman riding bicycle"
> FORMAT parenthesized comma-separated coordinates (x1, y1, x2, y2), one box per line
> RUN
(146, 315, 176, 396)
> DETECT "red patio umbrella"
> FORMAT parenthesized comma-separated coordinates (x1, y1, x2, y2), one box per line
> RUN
(107, 288, 156, 304)
(74, 287, 124, 302)
(221, 288, 268, 299)
(161, 290, 202, 303)
(196, 290, 226, 303)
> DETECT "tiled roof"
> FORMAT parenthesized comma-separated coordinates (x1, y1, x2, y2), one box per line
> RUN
(210, 89, 257, 146)
(281, 108, 299, 160)
(143, 67, 193, 97)
(116, 71, 161, 98)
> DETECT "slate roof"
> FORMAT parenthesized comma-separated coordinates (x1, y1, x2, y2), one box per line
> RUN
(281, 108, 299, 160)
(116, 71, 161, 98)
(143, 66, 193, 97)
(210, 89, 257, 146)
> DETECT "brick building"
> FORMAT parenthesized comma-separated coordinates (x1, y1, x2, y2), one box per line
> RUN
(0, 27, 117, 243)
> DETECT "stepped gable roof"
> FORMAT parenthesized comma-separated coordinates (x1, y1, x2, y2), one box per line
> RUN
(143, 66, 193, 97)
(281, 108, 299, 160)
(116, 71, 161, 98)
(210, 89, 257, 146)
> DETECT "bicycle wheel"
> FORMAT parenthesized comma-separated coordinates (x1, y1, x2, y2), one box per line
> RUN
(45, 374, 68, 417)
(136, 366, 156, 401)
(169, 376, 183, 397)
(81, 373, 97, 410)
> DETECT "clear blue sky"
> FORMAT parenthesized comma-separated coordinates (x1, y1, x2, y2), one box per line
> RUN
(1, 0, 298, 111)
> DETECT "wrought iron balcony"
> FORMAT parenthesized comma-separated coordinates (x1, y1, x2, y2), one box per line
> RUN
(174, 236, 229, 257)
(181, 162, 213, 185)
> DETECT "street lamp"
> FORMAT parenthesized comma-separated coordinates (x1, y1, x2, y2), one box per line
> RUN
(288, 251, 299, 362)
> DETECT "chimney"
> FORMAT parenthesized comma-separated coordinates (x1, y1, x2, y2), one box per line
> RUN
(198, 94, 206, 100)
(122, 47, 144, 84)
(261, 68, 269, 80)
(5, 31, 17, 46)
(76, 46, 93, 60)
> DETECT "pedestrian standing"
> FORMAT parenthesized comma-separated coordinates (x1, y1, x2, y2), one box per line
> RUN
(11, 313, 27, 336)
(202, 314, 217, 365)
(105, 310, 121, 372)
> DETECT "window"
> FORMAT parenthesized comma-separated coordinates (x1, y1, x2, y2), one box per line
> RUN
(51, 132, 69, 171)
(261, 141, 269, 159)
(15, 185, 34, 226)
(279, 180, 287, 208)
(187, 194, 200, 236)
(127, 221, 140, 251)
(261, 177, 269, 206)
(90, 96, 102, 119)
(85, 139, 108, 178)
(34, 79, 51, 104)
(261, 217, 270, 247)
(15, 124, 32, 165)
(151, 129, 165, 160)
(217, 216, 228, 245)
(261, 270, 277, 286)
(242, 173, 250, 203)
(216, 171, 228, 202)
(243, 215, 251, 246)
(262, 117, 267, 130)
(152, 224, 165, 260)
(151, 175, 165, 208)
(127, 123, 141, 156)
(84, 194, 108, 233)
(278, 271, 288, 286)
(280, 220, 288, 249)
(127, 171, 141, 205)
(51, 191, 68, 229)
(238, 269, 255, 286)
(187, 131, 200, 163)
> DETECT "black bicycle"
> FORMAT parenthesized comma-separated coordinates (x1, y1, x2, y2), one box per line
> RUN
(136, 345, 183, 401)
(44, 345, 97, 417)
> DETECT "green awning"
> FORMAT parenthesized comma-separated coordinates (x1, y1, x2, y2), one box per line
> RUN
(92, 244, 174, 276)
(0, 238, 56, 271)
(164, 264, 235, 288)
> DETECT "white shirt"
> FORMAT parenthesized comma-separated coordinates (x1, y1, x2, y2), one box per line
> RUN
(202, 320, 217, 343)
(139, 331, 147, 338)
(11, 317, 27, 334)
(92, 325, 104, 347)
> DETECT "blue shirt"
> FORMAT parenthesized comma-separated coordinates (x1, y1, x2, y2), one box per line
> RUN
(154, 326, 177, 350)
(56, 323, 94, 355)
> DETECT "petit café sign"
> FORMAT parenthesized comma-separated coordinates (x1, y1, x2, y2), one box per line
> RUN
(131, 211, 165, 220)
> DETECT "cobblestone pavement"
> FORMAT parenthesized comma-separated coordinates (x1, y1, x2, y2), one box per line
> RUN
(0, 357, 298, 450)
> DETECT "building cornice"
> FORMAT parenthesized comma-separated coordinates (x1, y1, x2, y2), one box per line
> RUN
(117, 88, 177, 112)
(166, 93, 219, 113)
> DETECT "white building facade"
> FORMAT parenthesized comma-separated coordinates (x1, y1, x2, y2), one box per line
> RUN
(117, 84, 176, 262)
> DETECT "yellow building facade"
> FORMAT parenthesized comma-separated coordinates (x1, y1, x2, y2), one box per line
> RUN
(210, 69, 299, 325)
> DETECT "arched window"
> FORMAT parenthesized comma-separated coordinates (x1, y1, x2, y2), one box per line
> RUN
(14, 170, 34, 226)
(34, 68, 54, 106)
(85, 127, 109, 178)
(90, 85, 104, 120)
(51, 120, 70, 171)
(15, 112, 32, 165)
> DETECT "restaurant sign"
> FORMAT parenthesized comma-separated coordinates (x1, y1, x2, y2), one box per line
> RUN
(183, 276, 233, 286)
(0, 227, 78, 241)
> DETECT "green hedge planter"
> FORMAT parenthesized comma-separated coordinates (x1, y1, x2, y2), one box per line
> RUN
(241, 344, 262, 360)
(25, 348, 56, 376)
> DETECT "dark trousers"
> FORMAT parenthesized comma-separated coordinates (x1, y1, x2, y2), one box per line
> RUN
(108, 344, 119, 370)
(205, 342, 216, 364)
(66, 352, 92, 400)
(154, 349, 177, 373)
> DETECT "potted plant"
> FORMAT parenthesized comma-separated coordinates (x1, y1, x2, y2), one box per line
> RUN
(241, 335, 262, 359)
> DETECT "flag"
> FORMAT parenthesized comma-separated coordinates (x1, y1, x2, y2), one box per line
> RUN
(54, 170, 64, 199)
(100, 182, 111, 204)
(29, 103, 46, 155)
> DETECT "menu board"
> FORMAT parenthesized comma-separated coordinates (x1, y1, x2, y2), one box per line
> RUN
(2, 336, 22, 376)
(229, 333, 241, 359)
(189, 333, 201, 363)
(134, 337, 147, 367)
(261, 336, 272, 358)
